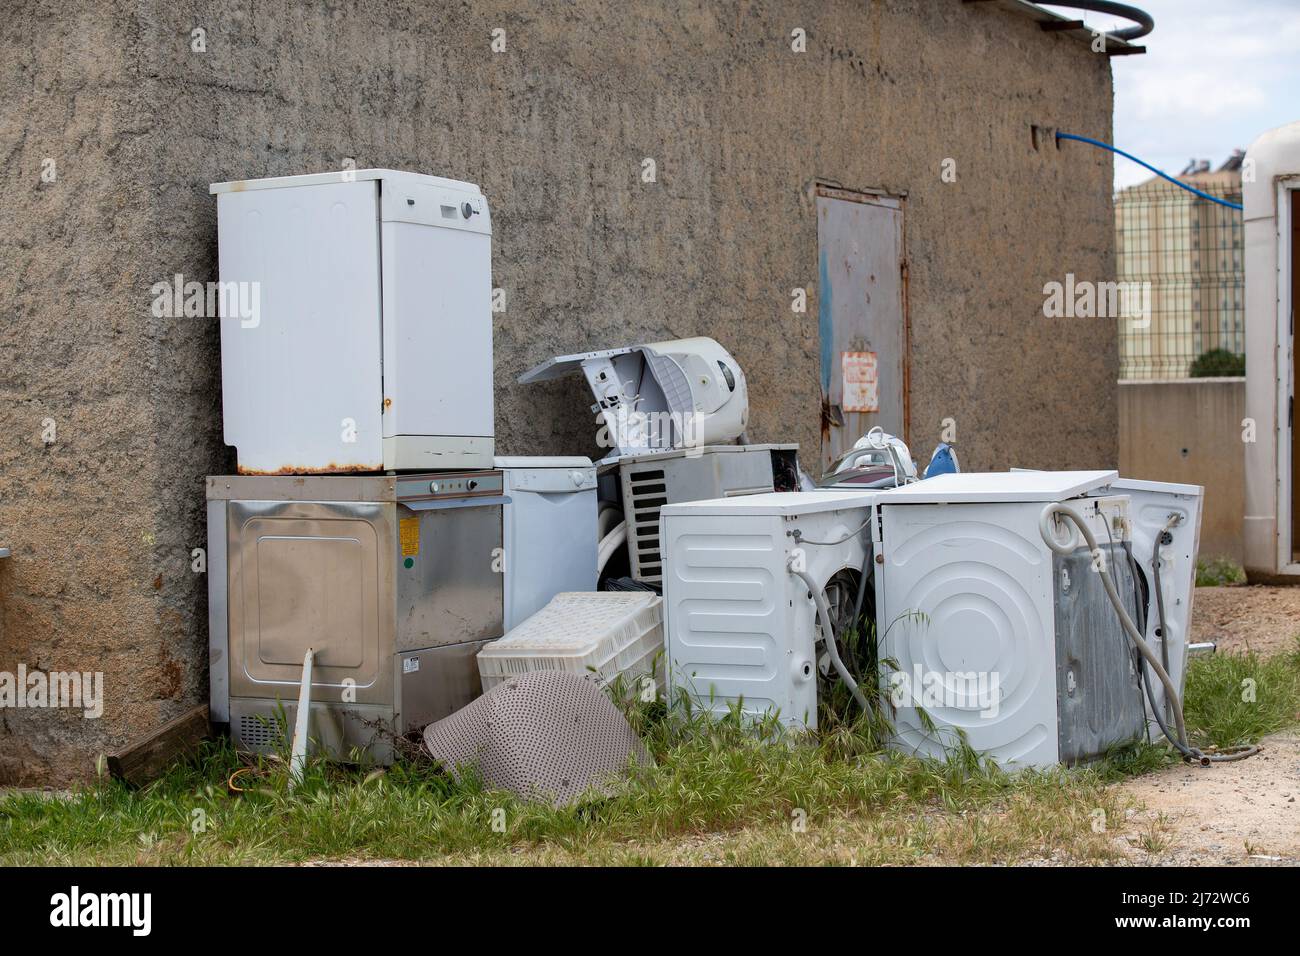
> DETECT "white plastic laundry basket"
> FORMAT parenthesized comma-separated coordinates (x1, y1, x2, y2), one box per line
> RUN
(477, 591, 663, 693)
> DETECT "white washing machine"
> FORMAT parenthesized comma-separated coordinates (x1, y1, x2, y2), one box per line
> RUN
(873, 471, 1150, 769)
(496, 457, 598, 630)
(661, 491, 879, 729)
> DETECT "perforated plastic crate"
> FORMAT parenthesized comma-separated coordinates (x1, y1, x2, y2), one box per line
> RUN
(477, 591, 663, 693)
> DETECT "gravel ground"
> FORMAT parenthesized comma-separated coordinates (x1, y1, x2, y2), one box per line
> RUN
(1117, 729, 1300, 866)
(1191, 585, 1300, 657)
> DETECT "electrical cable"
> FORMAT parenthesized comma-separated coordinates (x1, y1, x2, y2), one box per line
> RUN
(1056, 132, 1244, 211)
(791, 517, 872, 547)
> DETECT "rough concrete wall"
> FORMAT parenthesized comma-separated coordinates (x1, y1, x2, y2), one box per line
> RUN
(1120, 379, 1244, 563)
(0, 2, 209, 785)
(1, 0, 1116, 784)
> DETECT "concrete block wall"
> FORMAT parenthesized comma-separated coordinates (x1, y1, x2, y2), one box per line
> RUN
(1119, 378, 1245, 564)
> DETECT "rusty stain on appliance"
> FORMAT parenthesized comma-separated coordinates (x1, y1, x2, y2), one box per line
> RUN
(237, 462, 383, 476)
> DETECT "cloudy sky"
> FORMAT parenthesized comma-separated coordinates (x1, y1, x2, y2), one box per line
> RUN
(1043, 0, 1300, 189)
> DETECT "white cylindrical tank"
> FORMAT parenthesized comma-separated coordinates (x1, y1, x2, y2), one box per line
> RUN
(1243, 121, 1300, 580)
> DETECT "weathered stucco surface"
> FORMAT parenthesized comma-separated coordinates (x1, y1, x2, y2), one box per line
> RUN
(1, 0, 1116, 784)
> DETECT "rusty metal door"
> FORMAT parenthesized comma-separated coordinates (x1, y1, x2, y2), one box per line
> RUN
(816, 187, 906, 473)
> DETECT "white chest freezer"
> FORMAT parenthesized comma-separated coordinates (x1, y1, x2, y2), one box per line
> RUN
(211, 169, 494, 474)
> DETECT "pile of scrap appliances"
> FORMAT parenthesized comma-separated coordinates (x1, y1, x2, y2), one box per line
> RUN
(203, 169, 1248, 806)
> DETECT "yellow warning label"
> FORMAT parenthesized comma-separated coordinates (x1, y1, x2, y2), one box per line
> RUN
(399, 517, 420, 557)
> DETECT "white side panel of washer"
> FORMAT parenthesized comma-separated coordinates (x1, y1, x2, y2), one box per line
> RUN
(877, 500, 1059, 768)
(663, 502, 874, 729)
(662, 512, 811, 725)
(217, 180, 384, 472)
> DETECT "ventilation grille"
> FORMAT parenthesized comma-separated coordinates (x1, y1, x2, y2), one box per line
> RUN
(624, 468, 666, 584)
(238, 714, 286, 750)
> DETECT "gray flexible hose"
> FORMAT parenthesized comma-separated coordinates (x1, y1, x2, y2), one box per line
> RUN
(1039, 504, 1259, 765)
(1144, 514, 1260, 764)
(1038, 504, 1189, 746)
(791, 565, 870, 714)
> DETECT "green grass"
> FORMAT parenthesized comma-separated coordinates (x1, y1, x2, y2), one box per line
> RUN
(1181, 640, 1300, 749)
(3, 645, 1296, 866)
(0, 697, 1166, 867)
(1195, 557, 1247, 587)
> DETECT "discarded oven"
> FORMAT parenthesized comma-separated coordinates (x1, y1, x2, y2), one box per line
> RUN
(207, 473, 507, 763)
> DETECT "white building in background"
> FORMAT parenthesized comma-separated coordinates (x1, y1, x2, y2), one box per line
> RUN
(1116, 154, 1244, 380)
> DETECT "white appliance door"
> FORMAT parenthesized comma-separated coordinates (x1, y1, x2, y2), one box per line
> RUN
(218, 180, 384, 472)
(876, 501, 1059, 768)
(502, 469, 598, 630)
(380, 220, 493, 440)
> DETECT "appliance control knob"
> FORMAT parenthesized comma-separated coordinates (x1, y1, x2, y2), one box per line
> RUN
(570, 470, 585, 486)
(467, 479, 478, 490)
(429, 481, 441, 493)
(461, 202, 473, 219)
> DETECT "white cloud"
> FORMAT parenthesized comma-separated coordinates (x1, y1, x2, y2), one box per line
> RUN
(1053, 0, 1300, 188)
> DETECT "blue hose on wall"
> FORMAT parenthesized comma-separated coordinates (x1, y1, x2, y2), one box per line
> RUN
(1056, 132, 1245, 211)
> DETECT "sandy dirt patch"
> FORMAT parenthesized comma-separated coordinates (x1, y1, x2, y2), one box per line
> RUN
(1191, 585, 1300, 657)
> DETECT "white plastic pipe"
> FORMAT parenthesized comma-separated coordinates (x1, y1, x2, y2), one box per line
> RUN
(597, 521, 627, 576)
(290, 647, 314, 787)
(598, 503, 623, 539)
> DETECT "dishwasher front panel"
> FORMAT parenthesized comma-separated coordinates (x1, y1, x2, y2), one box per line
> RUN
(394, 502, 503, 652)
(228, 499, 395, 706)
